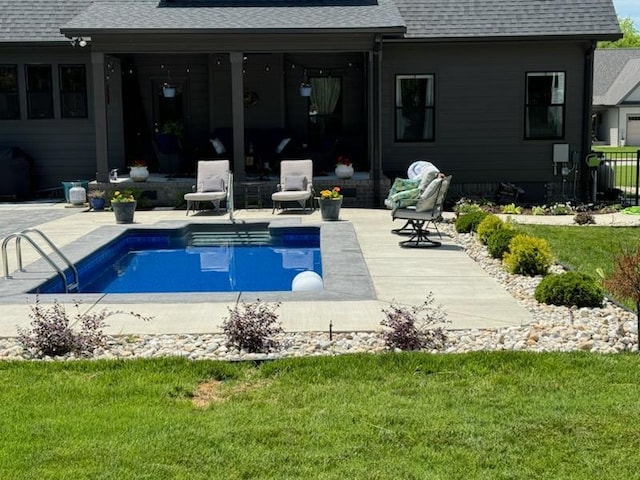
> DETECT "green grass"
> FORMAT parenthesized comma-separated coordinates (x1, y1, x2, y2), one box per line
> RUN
(592, 146, 639, 154)
(612, 164, 638, 187)
(1, 354, 640, 479)
(514, 225, 639, 309)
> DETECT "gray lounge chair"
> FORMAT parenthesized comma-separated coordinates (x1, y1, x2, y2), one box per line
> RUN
(271, 159, 314, 213)
(184, 160, 232, 215)
(391, 175, 452, 248)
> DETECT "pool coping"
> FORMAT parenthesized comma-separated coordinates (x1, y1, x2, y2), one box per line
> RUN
(0, 218, 376, 304)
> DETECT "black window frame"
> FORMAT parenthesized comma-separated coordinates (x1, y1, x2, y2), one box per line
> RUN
(524, 71, 566, 140)
(25, 64, 54, 119)
(59, 64, 88, 119)
(394, 74, 435, 143)
(0, 64, 20, 120)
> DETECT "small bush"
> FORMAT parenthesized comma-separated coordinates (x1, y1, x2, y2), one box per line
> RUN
(574, 212, 596, 225)
(550, 202, 574, 215)
(454, 210, 488, 233)
(534, 272, 604, 308)
(222, 300, 283, 353)
(477, 215, 504, 245)
(503, 234, 553, 276)
(380, 294, 448, 351)
(454, 198, 484, 216)
(531, 205, 547, 216)
(18, 298, 151, 357)
(500, 203, 522, 215)
(486, 228, 519, 259)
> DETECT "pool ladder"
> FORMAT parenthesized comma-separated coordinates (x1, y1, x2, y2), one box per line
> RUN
(1, 228, 79, 293)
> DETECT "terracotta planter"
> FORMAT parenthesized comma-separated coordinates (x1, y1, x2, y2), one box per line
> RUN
(318, 197, 342, 221)
(335, 164, 354, 179)
(112, 201, 136, 224)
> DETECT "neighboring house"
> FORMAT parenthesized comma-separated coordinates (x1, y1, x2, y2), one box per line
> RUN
(0, 0, 621, 204)
(593, 48, 640, 147)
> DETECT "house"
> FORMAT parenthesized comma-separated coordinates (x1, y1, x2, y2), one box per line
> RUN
(0, 0, 621, 204)
(593, 48, 640, 147)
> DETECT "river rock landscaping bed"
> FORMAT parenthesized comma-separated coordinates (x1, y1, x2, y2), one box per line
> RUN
(0, 222, 637, 361)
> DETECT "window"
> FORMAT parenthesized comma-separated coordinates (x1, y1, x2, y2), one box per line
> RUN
(26, 64, 53, 119)
(59, 64, 87, 118)
(0, 65, 20, 119)
(525, 72, 565, 139)
(395, 74, 434, 142)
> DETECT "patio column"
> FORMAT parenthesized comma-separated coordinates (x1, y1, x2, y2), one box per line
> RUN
(371, 36, 383, 206)
(230, 52, 246, 181)
(91, 51, 109, 182)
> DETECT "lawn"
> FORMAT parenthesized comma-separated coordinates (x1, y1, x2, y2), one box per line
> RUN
(514, 224, 639, 309)
(1, 353, 640, 479)
(612, 164, 638, 188)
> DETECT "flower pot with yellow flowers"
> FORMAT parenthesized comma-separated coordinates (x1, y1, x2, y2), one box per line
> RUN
(110, 190, 137, 224)
(317, 186, 343, 221)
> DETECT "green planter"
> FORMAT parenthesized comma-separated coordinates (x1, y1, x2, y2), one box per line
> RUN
(318, 198, 342, 221)
(112, 201, 136, 224)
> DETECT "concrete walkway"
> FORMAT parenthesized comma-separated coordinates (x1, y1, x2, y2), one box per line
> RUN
(0, 203, 637, 337)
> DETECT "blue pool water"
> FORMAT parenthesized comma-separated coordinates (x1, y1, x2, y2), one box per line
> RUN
(32, 225, 322, 294)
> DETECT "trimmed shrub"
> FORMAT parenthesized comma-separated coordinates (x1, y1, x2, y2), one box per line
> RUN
(477, 215, 504, 245)
(486, 228, 518, 259)
(503, 234, 553, 276)
(454, 210, 488, 233)
(534, 272, 604, 308)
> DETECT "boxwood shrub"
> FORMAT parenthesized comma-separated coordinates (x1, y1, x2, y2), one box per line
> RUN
(534, 272, 604, 308)
(486, 228, 518, 259)
(477, 215, 504, 245)
(454, 210, 488, 234)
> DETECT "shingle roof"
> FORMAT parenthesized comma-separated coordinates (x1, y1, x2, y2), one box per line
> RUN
(62, 0, 406, 34)
(0, 0, 90, 42)
(393, 0, 621, 39)
(0, 0, 623, 43)
(593, 49, 640, 105)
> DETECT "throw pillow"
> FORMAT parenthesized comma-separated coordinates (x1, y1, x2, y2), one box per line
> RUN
(210, 138, 226, 155)
(201, 176, 225, 193)
(276, 138, 292, 154)
(415, 177, 442, 212)
(284, 175, 308, 191)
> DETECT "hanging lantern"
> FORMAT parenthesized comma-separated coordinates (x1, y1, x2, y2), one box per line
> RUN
(299, 83, 311, 97)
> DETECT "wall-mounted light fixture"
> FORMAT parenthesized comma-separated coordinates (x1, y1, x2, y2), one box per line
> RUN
(69, 37, 88, 47)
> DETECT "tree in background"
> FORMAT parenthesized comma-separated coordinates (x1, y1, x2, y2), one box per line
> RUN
(598, 17, 640, 48)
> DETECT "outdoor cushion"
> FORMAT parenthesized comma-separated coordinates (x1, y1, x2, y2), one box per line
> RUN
(201, 176, 225, 192)
(415, 176, 443, 212)
(418, 165, 441, 191)
(284, 174, 308, 191)
(210, 138, 226, 155)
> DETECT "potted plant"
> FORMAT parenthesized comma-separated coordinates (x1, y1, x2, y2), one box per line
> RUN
(128, 160, 149, 182)
(110, 189, 137, 224)
(299, 82, 312, 97)
(335, 156, 354, 179)
(317, 186, 343, 221)
(88, 190, 106, 211)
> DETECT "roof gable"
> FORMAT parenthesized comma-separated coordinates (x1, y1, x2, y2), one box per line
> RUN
(594, 49, 640, 106)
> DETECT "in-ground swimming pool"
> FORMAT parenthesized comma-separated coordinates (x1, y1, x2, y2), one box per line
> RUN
(31, 224, 321, 294)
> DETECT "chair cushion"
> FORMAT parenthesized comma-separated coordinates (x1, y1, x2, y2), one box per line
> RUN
(210, 138, 226, 155)
(416, 177, 442, 212)
(201, 176, 225, 192)
(418, 165, 441, 191)
(284, 174, 308, 191)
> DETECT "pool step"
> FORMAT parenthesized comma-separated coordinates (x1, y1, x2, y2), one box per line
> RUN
(188, 230, 272, 246)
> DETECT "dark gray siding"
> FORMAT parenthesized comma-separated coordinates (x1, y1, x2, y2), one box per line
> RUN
(0, 46, 95, 190)
(380, 41, 590, 193)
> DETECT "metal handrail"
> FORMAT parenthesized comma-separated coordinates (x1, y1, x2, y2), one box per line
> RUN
(1, 228, 79, 293)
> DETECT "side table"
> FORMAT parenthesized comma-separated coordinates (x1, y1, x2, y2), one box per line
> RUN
(241, 181, 266, 209)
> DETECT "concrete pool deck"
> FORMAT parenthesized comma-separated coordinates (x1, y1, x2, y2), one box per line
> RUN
(0, 202, 638, 337)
